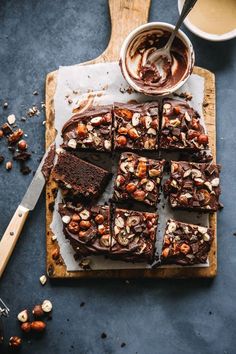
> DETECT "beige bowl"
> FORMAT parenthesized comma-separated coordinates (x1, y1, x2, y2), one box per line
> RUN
(178, 0, 236, 42)
(119, 22, 195, 96)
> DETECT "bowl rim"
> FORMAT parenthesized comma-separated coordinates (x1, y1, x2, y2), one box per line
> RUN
(119, 22, 195, 96)
(178, 0, 236, 42)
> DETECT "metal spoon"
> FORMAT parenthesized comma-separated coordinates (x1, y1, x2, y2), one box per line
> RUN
(147, 0, 198, 67)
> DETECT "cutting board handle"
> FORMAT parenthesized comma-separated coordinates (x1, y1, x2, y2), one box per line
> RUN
(101, 0, 151, 61)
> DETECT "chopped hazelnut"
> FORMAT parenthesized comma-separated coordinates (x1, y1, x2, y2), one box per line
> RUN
(9, 336, 22, 348)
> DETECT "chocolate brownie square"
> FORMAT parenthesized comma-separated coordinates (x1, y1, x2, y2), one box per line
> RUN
(52, 152, 111, 201)
(164, 160, 221, 211)
(113, 152, 165, 206)
(110, 208, 158, 263)
(61, 105, 112, 151)
(58, 203, 111, 257)
(161, 219, 213, 265)
(113, 102, 159, 150)
(160, 98, 209, 150)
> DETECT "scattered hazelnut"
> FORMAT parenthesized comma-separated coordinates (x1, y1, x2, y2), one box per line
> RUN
(9, 336, 22, 348)
(0, 129, 3, 138)
(42, 300, 52, 313)
(6, 161, 12, 170)
(21, 322, 31, 333)
(17, 309, 28, 323)
(7, 114, 16, 125)
(31, 321, 46, 332)
(39, 274, 47, 285)
(18, 139, 28, 151)
(32, 304, 44, 318)
(8, 129, 24, 144)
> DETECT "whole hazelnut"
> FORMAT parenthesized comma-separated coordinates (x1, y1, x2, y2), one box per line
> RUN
(116, 135, 127, 146)
(95, 214, 104, 224)
(79, 220, 91, 229)
(31, 321, 46, 332)
(198, 134, 208, 145)
(32, 304, 44, 318)
(42, 300, 52, 313)
(18, 139, 28, 151)
(17, 309, 28, 323)
(9, 336, 22, 348)
(133, 190, 146, 201)
(0, 129, 3, 138)
(128, 128, 139, 140)
(21, 322, 31, 333)
(126, 183, 137, 193)
(118, 127, 128, 135)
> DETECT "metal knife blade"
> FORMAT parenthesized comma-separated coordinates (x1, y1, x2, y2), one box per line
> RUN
(21, 145, 53, 210)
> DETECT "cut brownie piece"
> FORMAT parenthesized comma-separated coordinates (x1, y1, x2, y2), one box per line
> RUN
(61, 105, 112, 151)
(110, 208, 158, 263)
(164, 161, 221, 211)
(160, 98, 209, 150)
(161, 219, 213, 265)
(113, 152, 165, 206)
(58, 203, 111, 257)
(52, 152, 111, 201)
(113, 102, 159, 150)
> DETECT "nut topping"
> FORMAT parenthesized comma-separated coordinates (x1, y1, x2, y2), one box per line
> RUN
(67, 138, 77, 149)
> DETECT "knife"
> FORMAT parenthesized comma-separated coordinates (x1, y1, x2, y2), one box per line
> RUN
(0, 146, 53, 278)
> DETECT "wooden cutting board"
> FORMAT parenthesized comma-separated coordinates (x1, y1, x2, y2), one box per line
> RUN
(45, 0, 216, 279)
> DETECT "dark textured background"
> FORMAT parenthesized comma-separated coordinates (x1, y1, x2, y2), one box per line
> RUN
(0, 0, 235, 353)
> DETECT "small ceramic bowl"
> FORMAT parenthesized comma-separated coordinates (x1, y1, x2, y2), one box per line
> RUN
(119, 22, 195, 96)
(178, 0, 236, 42)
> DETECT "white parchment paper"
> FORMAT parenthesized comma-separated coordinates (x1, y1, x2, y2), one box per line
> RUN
(51, 61, 209, 271)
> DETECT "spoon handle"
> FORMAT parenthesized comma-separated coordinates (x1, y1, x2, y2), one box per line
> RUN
(166, 0, 198, 49)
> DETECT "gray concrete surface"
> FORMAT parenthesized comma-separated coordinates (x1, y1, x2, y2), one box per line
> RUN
(0, 0, 235, 353)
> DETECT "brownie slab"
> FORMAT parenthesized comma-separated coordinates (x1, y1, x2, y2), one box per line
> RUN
(113, 152, 165, 206)
(113, 102, 159, 150)
(164, 160, 221, 211)
(59, 203, 111, 257)
(161, 219, 213, 265)
(61, 105, 112, 151)
(52, 152, 111, 201)
(160, 98, 209, 150)
(110, 208, 158, 263)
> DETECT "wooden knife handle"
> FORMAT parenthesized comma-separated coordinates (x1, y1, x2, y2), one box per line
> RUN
(0, 205, 29, 278)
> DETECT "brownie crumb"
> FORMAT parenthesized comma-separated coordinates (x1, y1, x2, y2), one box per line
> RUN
(121, 342, 126, 348)
(233, 233, 236, 237)
(101, 332, 107, 339)
(209, 311, 212, 315)
(20, 165, 31, 175)
(0, 155, 4, 164)
(80, 302, 85, 307)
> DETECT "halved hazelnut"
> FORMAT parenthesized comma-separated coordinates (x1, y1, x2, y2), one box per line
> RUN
(99, 234, 110, 247)
(145, 180, 155, 191)
(126, 215, 140, 227)
(79, 209, 90, 220)
(115, 216, 125, 228)
(131, 113, 140, 126)
(117, 233, 129, 246)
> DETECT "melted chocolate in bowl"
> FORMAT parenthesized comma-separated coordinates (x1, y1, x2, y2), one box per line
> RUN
(125, 29, 189, 94)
